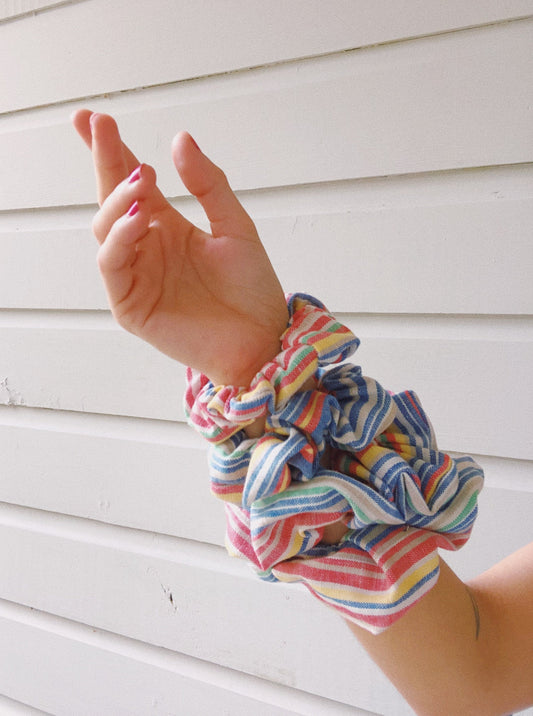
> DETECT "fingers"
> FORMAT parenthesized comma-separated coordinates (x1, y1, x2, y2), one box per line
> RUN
(71, 110, 130, 206)
(71, 109, 170, 212)
(171, 131, 257, 241)
(89, 113, 131, 206)
(96, 199, 152, 311)
(72, 108, 141, 173)
(71, 108, 94, 149)
(92, 163, 157, 244)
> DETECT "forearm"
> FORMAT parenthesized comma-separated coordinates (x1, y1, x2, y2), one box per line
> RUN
(349, 549, 533, 716)
(348, 559, 491, 716)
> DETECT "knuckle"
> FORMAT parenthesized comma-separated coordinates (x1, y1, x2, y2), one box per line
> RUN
(213, 164, 228, 187)
(196, 165, 228, 202)
(96, 244, 108, 272)
(142, 163, 157, 184)
(92, 212, 106, 243)
(116, 311, 137, 334)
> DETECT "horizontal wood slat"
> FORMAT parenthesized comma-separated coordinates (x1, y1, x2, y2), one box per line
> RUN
(3, 0, 533, 112)
(0, 410, 223, 544)
(0, 0, 67, 22)
(0, 603, 375, 716)
(1, 192, 532, 314)
(0, 693, 48, 716)
(2, 18, 532, 210)
(2, 317, 531, 457)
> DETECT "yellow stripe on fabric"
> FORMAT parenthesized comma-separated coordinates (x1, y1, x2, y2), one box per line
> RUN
(212, 490, 242, 505)
(378, 531, 436, 572)
(298, 553, 439, 606)
(296, 390, 324, 432)
(357, 443, 390, 471)
(238, 379, 273, 407)
(276, 363, 318, 405)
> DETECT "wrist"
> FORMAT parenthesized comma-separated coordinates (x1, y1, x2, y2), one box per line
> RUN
(185, 293, 360, 444)
(207, 332, 284, 388)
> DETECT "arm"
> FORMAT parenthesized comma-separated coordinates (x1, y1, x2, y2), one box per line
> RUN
(349, 547, 533, 716)
(72, 112, 533, 716)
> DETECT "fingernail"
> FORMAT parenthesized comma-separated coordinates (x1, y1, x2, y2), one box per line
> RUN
(128, 165, 142, 183)
(89, 112, 100, 127)
(127, 201, 139, 217)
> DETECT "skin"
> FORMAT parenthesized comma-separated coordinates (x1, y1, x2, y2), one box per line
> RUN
(72, 110, 533, 716)
(351, 548, 533, 716)
(71, 109, 288, 387)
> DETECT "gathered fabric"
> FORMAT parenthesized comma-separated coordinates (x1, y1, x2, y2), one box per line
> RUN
(185, 294, 484, 633)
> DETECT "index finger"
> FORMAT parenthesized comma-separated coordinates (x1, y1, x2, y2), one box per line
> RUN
(89, 113, 130, 206)
(72, 109, 141, 169)
(71, 109, 167, 211)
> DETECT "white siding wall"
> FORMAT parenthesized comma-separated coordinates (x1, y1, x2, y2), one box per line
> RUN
(1, 2, 532, 714)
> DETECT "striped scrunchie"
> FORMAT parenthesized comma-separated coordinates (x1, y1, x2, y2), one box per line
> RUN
(185, 294, 484, 633)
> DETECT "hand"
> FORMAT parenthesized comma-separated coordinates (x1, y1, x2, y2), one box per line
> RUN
(71, 110, 288, 386)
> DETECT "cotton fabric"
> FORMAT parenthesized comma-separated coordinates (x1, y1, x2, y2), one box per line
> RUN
(185, 294, 483, 633)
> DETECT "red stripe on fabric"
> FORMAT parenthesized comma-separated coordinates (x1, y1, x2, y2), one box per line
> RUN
(226, 517, 261, 568)
(308, 587, 413, 631)
(405, 391, 423, 419)
(423, 453, 452, 501)
(253, 510, 348, 568)
(374, 528, 435, 569)
(211, 484, 244, 497)
(254, 520, 297, 568)
(276, 550, 393, 592)
(276, 558, 391, 592)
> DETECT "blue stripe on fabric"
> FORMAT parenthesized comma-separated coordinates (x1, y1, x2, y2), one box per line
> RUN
(320, 563, 440, 611)
(253, 490, 348, 521)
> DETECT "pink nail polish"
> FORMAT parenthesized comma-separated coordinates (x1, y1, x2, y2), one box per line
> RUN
(127, 201, 139, 217)
(128, 165, 142, 183)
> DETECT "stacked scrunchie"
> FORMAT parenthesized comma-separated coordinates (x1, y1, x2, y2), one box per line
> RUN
(185, 294, 484, 633)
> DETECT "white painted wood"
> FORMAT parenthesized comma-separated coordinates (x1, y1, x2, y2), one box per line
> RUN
(0, 407, 224, 544)
(0, 0, 67, 21)
(269, 199, 533, 315)
(0, 504, 407, 715)
(3, 0, 533, 112)
(0, 602, 378, 716)
(349, 323, 533, 459)
(0, 225, 107, 310)
(478, 454, 533, 494)
(0, 315, 183, 420)
(2, 190, 532, 314)
(447, 485, 533, 582)
(2, 18, 532, 210)
(0, 694, 49, 715)
(1, 314, 531, 458)
(1, 406, 530, 544)
(0, 604, 379, 716)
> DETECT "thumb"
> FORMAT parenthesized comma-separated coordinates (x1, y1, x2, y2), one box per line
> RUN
(171, 132, 256, 240)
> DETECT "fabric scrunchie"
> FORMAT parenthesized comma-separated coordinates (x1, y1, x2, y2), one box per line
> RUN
(184, 294, 484, 633)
